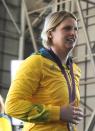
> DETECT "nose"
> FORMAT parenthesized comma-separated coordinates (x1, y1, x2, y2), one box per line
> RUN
(69, 28, 77, 36)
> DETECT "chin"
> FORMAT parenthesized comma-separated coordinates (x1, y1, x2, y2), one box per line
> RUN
(66, 42, 75, 49)
(66, 45, 74, 49)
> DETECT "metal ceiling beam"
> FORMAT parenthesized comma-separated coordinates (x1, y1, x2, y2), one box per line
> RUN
(32, 2, 52, 27)
(1, 0, 21, 35)
(23, 0, 38, 52)
(18, 0, 25, 60)
(85, 110, 95, 131)
(76, 0, 95, 77)
(80, 100, 93, 112)
(28, 0, 72, 14)
(81, 0, 95, 5)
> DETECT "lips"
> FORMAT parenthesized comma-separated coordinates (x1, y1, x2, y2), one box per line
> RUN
(65, 37, 75, 43)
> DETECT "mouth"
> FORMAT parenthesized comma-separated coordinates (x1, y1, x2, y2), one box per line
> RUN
(65, 37, 75, 44)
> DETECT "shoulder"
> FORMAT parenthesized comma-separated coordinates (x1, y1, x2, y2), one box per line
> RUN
(18, 54, 43, 70)
(14, 54, 46, 79)
(24, 54, 42, 64)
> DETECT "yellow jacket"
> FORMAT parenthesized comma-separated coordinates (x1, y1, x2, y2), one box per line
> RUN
(5, 49, 81, 131)
(0, 114, 12, 131)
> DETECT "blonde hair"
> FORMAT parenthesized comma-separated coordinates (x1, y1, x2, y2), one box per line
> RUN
(0, 95, 4, 113)
(41, 10, 77, 48)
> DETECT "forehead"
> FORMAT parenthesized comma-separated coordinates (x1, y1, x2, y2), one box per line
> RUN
(58, 17, 77, 27)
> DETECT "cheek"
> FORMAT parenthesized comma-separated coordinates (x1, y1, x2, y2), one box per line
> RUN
(52, 31, 65, 46)
(56, 33, 64, 41)
(53, 33, 61, 42)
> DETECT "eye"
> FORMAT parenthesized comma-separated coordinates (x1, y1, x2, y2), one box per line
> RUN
(62, 26, 78, 31)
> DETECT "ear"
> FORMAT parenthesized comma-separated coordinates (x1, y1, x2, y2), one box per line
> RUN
(47, 30, 53, 39)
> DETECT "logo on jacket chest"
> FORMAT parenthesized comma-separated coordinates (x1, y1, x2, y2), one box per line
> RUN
(43, 63, 60, 71)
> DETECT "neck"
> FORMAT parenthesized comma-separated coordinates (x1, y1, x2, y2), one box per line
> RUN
(51, 47, 69, 64)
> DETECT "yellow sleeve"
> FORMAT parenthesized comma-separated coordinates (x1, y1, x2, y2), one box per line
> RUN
(5, 55, 60, 123)
(0, 115, 12, 131)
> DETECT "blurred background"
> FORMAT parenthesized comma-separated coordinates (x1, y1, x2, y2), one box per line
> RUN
(0, 0, 95, 130)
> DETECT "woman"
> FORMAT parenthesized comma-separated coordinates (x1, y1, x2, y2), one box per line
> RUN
(0, 95, 12, 131)
(5, 11, 83, 131)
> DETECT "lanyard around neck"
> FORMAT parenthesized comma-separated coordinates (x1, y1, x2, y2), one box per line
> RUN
(48, 48, 76, 103)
